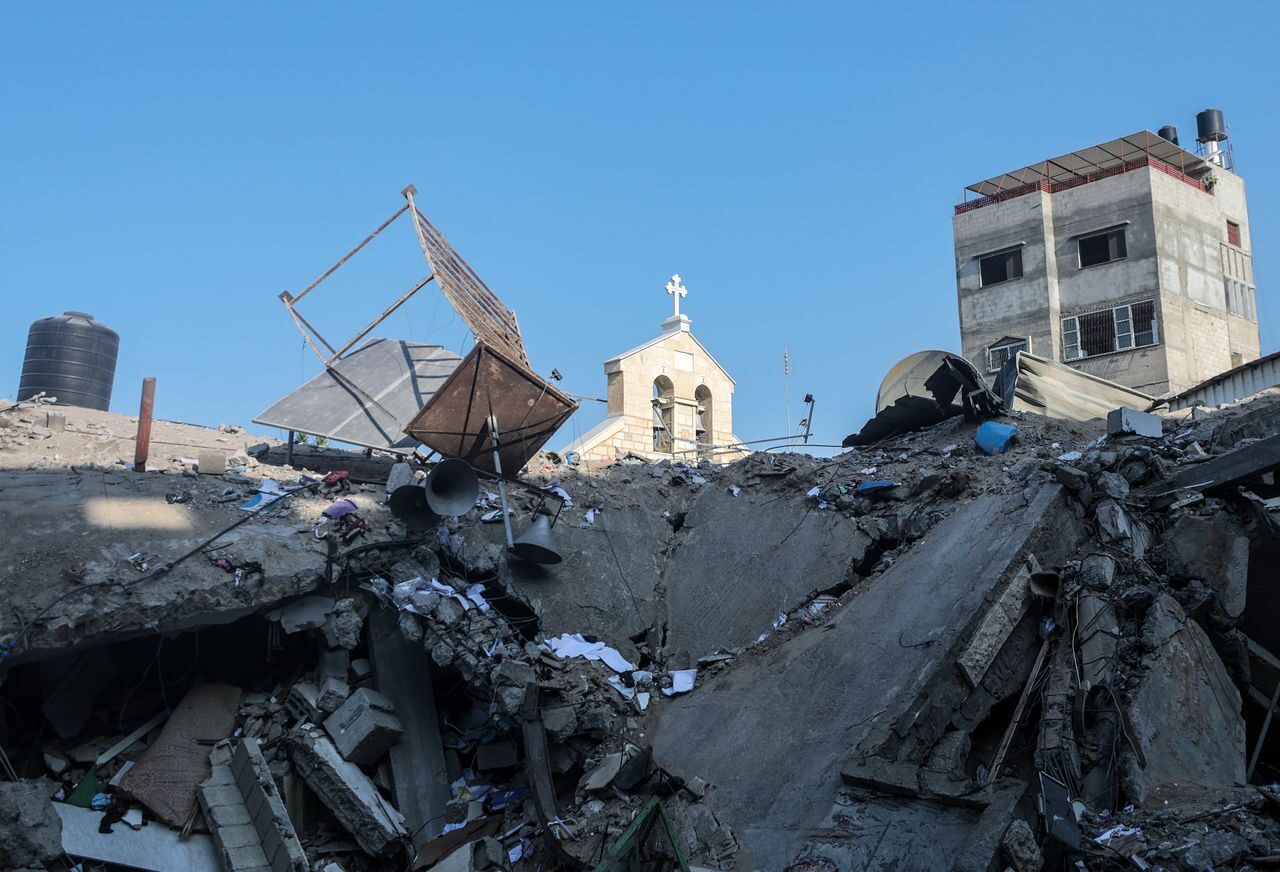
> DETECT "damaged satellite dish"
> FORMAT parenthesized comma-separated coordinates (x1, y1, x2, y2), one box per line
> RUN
(845, 349, 1002, 447)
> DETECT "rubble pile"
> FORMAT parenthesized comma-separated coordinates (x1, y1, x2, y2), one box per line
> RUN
(2, 389, 1280, 870)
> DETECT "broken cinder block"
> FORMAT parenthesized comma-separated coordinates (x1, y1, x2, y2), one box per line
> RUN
(1107, 407, 1162, 439)
(323, 688, 402, 766)
(199, 738, 307, 872)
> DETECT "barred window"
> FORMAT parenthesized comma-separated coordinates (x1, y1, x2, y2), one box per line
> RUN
(986, 339, 1028, 373)
(1062, 300, 1158, 361)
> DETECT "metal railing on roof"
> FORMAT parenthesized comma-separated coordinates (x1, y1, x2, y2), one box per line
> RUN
(955, 156, 1209, 215)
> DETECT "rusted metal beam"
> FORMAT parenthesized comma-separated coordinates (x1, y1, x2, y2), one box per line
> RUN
(288, 203, 409, 306)
(325, 273, 434, 365)
(133, 377, 156, 472)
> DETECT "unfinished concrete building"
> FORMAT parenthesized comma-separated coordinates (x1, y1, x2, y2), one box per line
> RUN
(563, 275, 742, 465)
(955, 110, 1260, 395)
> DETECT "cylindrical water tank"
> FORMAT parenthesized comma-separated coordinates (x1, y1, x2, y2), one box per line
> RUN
(1157, 125, 1179, 145)
(17, 311, 120, 410)
(1196, 108, 1227, 143)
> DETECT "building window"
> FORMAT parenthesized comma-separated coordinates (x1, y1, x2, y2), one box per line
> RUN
(1077, 228, 1127, 268)
(1227, 220, 1242, 247)
(986, 339, 1028, 373)
(1224, 278, 1257, 321)
(1062, 300, 1158, 360)
(979, 248, 1023, 287)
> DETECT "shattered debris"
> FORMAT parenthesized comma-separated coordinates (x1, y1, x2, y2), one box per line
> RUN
(5, 387, 1280, 871)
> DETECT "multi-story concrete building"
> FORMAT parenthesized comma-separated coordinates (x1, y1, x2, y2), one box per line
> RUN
(954, 112, 1260, 395)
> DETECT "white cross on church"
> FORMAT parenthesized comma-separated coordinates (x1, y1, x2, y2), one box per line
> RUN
(665, 274, 687, 317)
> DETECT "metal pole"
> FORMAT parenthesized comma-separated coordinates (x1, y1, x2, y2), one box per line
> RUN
(287, 431, 295, 467)
(1248, 677, 1280, 781)
(488, 414, 515, 549)
(133, 377, 155, 472)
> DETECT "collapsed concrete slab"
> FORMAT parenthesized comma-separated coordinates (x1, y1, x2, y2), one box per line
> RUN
(1125, 594, 1246, 805)
(662, 485, 873, 663)
(652, 484, 1078, 869)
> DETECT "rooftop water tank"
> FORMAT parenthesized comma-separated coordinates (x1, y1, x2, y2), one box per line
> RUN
(1196, 108, 1227, 143)
(1158, 125, 1179, 145)
(17, 311, 119, 411)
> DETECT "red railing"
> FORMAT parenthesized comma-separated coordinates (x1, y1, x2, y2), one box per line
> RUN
(955, 156, 1209, 215)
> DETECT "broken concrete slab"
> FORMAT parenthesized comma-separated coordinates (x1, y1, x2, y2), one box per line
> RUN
(653, 485, 1076, 870)
(1125, 595, 1246, 805)
(662, 485, 873, 662)
(267, 596, 336, 633)
(0, 778, 62, 869)
(289, 724, 407, 856)
(56, 801, 220, 870)
(488, 505, 668, 658)
(324, 687, 403, 766)
(1158, 513, 1249, 618)
(120, 682, 241, 827)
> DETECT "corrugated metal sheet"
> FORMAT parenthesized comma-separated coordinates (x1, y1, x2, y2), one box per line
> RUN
(1000, 351, 1155, 421)
(1169, 350, 1280, 409)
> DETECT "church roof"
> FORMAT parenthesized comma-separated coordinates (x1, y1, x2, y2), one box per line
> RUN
(604, 327, 736, 385)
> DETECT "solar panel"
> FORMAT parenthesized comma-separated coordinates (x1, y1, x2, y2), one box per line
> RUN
(254, 338, 463, 452)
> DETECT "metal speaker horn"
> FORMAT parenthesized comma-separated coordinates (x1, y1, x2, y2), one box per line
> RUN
(1030, 570, 1061, 600)
(425, 458, 480, 517)
(511, 514, 563, 565)
(389, 484, 438, 531)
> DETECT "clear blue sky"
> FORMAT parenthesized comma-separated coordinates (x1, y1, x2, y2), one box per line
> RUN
(4, 4, 1279, 451)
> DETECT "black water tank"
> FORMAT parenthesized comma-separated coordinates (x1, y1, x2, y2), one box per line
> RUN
(1196, 108, 1227, 142)
(1158, 125, 1179, 145)
(17, 312, 119, 410)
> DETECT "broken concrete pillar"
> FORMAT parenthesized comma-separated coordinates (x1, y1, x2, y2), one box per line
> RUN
(289, 725, 407, 856)
(199, 739, 307, 872)
(324, 688, 402, 766)
(367, 607, 450, 851)
(1107, 407, 1162, 438)
(1125, 595, 1245, 805)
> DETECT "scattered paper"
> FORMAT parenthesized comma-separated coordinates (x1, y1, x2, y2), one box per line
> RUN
(806, 486, 821, 498)
(584, 507, 599, 525)
(479, 508, 512, 523)
(545, 633, 635, 673)
(465, 584, 491, 613)
(1094, 824, 1142, 846)
(773, 612, 787, 630)
(730, 485, 741, 496)
(607, 676, 636, 700)
(662, 669, 697, 697)
(860, 467, 877, 475)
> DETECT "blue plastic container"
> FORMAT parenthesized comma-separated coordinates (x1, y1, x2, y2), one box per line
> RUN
(975, 421, 1018, 455)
